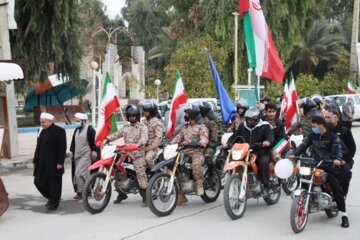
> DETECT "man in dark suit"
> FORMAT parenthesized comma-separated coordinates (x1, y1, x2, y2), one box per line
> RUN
(33, 113, 66, 211)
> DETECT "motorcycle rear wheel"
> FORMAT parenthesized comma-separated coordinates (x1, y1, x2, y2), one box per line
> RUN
(325, 208, 339, 218)
(264, 178, 281, 205)
(82, 172, 112, 214)
(290, 192, 309, 233)
(223, 174, 247, 220)
(201, 170, 221, 203)
(146, 172, 178, 217)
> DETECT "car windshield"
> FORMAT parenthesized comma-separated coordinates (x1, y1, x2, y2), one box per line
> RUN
(329, 96, 346, 105)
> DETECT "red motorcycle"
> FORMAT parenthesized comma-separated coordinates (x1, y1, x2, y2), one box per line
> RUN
(82, 144, 152, 214)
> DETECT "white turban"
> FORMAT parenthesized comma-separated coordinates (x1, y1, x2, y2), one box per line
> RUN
(74, 112, 88, 120)
(40, 112, 54, 121)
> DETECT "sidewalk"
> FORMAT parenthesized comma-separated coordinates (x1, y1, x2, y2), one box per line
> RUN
(0, 128, 76, 173)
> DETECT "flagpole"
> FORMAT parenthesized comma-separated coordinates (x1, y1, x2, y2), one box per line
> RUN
(253, 68, 259, 102)
(233, 12, 239, 88)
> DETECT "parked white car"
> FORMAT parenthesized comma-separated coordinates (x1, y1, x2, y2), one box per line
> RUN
(325, 94, 360, 120)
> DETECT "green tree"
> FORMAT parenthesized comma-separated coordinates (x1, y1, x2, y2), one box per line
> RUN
(12, 0, 83, 84)
(286, 19, 349, 78)
(164, 35, 228, 97)
(294, 74, 320, 98)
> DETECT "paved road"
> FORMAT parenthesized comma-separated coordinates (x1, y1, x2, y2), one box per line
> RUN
(1, 125, 359, 240)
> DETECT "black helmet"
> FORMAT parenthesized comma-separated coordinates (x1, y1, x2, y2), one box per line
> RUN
(140, 100, 158, 117)
(313, 98, 322, 105)
(126, 105, 140, 121)
(236, 101, 249, 111)
(244, 107, 261, 128)
(199, 102, 212, 117)
(301, 99, 316, 115)
(184, 104, 200, 120)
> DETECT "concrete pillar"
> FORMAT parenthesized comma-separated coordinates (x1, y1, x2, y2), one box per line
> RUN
(114, 63, 125, 98)
(0, 0, 19, 158)
(131, 46, 145, 100)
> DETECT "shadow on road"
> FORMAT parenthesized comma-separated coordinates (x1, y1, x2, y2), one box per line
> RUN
(9, 194, 86, 215)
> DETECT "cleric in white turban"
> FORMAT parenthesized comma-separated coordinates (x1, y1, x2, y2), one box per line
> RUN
(70, 112, 99, 200)
(40, 112, 54, 121)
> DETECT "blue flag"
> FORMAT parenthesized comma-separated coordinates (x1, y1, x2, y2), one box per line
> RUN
(206, 50, 236, 124)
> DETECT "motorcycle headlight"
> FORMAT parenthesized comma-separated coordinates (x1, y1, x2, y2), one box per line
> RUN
(101, 145, 116, 159)
(299, 166, 311, 176)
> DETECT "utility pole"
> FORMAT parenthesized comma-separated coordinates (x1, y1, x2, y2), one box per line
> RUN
(233, 12, 239, 88)
(350, 0, 360, 85)
(0, 0, 19, 158)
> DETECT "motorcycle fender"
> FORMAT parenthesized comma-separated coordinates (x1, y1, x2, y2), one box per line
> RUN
(123, 163, 135, 172)
(89, 158, 113, 170)
(291, 189, 305, 199)
(211, 147, 222, 164)
(152, 158, 176, 172)
(224, 161, 245, 171)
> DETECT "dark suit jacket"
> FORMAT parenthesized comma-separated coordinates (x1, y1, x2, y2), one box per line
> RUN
(33, 123, 67, 177)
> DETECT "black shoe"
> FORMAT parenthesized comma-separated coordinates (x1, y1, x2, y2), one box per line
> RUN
(45, 201, 51, 207)
(341, 216, 349, 228)
(46, 205, 58, 212)
(113, 194, 128, 204)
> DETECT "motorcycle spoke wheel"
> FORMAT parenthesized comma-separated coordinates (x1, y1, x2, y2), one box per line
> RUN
(290, 193, 309, 233)
(223, 174, 247, 220)
(82, 172, 112, 214)
(146, 173, 178, 217)
(282, 173, 299, 195)
(201, 170, 221, 203)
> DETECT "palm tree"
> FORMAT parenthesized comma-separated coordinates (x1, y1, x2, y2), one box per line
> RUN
(286, 19, 349, 75)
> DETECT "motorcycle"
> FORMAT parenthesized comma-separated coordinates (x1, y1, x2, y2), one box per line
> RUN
(146, 142, 222, 217)
(82, 144, 162, 214)
(289, 157, 338, 233)
(223, 142, 281, 220)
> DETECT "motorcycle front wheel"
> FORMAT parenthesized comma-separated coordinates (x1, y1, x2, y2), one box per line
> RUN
(82, 172, 112, 214)
(282, 173, 300, 195)
(290, 191, 309, 233)
(146, 172, 178, 217)
(223, 174, 247, 220)
(201, 170, 221, 203)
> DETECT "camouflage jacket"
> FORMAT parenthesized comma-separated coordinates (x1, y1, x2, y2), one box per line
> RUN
(143, 117, 163, 151)
(171, 123, 209, 147)
(287, 115, 312, 137)
(205, 120, 219, 148)
(107, 122, 148, 147)
(227, 114, 244, 132)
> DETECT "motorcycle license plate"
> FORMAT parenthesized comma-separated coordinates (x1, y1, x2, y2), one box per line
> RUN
(299, 167, 311, 176)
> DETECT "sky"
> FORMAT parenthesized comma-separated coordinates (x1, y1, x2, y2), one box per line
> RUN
(101, 0, 126, 19)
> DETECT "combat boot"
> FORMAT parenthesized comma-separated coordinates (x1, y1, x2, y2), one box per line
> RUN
(177, 193, 188, 205)
(197, 180, 204, 196)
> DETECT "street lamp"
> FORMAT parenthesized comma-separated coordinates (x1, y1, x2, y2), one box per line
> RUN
(90, 61, 98, 126)
(154, 79, 161, 102)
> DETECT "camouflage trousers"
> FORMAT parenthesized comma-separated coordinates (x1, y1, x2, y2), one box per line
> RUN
(132, 150, 148, 189)
(145, 149, 157, 170)
(204, 147, 215, 165)
(185, 149, 204, 181)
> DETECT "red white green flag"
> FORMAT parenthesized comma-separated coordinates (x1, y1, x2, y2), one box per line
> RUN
(95, 72, 120, 145)
(273, 138, 290, 155)
(166, 70, 188, 137)
(347, 80, 360, 94)
(285, 72, 299, 129)
(239, 0, 285, 83)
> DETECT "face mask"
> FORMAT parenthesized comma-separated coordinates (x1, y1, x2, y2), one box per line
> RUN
(311, 127, 321, 135)
(184, 116, 189, 122)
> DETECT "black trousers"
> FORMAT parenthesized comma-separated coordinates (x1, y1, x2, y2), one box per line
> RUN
(34, 175, 62, 207)
(256, 154, 271, 186)
(325, 168, 346, 212)
(341, 164, 352, 196)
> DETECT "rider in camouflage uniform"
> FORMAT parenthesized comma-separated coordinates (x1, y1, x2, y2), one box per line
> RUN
(227, 101, 248, 132)
(140, 100, 163, 170)
(287, 99, 317, 138)
(171, 104, 209, 203)
(105, 105, 148, 206)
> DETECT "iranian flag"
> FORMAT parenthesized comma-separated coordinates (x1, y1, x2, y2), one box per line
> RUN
(95, 72, 120, 145)
(166, 70, 188, 137)
(239, 0, 285, 83)
(273, 138, 290, 155)
(285, 72, 299, 129)
(347, 80, 359, 94)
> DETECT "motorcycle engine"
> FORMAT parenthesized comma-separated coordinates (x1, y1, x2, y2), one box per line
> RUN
(318, 192, 333, 210)
(178, 172, 194, 193)
(248, 173, 261, 195)
(114, 173, 136, 194)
